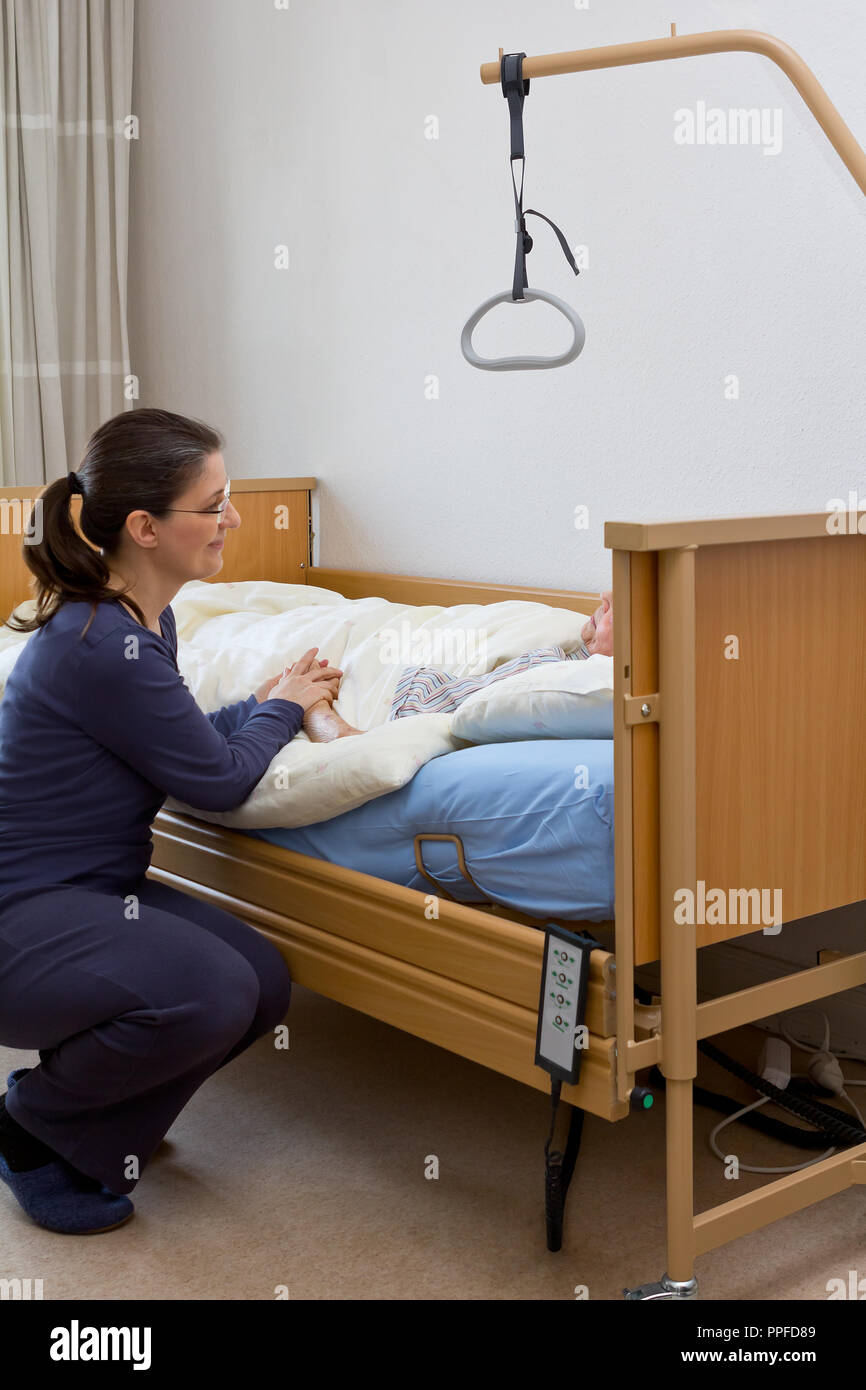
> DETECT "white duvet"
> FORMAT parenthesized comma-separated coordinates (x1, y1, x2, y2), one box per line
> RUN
(0, 580, 595, 828)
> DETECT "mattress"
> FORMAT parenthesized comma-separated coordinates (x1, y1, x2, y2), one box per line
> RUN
(243, 738, 614, 922)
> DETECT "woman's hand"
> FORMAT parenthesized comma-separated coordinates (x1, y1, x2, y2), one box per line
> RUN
(254, 652, 340, 705)
(264, 648, 344, 713)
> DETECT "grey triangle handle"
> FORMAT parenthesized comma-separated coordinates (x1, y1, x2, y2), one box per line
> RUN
(460, 287, 586, 371)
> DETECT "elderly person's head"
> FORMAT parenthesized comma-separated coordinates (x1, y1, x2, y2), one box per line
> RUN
(581, 590, 613, 657)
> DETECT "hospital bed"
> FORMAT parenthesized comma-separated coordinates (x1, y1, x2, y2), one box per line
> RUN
(2, 476, 865, 1298)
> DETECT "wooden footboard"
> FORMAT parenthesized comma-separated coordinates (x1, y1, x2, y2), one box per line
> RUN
(608, 511, 866, 965)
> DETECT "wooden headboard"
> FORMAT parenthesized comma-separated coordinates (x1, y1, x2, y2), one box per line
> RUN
(0, 479, 315, 624)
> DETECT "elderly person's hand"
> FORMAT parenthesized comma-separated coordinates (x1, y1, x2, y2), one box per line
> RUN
(581, 590, 613, 657)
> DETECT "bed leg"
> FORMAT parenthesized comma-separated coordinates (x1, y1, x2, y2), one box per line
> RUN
(621, 1079, 700, 1299)
(622, 545, 701, 1302)
(665, 1075, 696, 1279)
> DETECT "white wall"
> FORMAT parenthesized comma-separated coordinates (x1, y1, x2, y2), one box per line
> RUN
(129, 0, 866, 594)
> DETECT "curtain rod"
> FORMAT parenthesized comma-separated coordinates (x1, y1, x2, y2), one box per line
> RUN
(479, 27, 866, 198)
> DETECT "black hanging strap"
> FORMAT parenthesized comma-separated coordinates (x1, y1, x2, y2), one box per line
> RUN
(544, 1081, 586, 1253)
(500, 50, 530, 158)
(500, 52, 580, 302)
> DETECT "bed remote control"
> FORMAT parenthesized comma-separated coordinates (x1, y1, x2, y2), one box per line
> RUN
(535, 925, 597, 1085)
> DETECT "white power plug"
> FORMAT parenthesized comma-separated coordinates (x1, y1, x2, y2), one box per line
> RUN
(808, 1051, 845, 1095)
(759, 1037, 791, 1090)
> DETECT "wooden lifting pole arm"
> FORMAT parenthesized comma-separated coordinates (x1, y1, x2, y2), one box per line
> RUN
(480, 27, 866, 199)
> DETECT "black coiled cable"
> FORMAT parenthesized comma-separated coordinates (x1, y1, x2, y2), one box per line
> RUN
(695, 1038, 866, 1145)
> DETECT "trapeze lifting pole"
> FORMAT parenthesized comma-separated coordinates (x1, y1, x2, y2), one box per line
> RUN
(479, 26, 866, 199)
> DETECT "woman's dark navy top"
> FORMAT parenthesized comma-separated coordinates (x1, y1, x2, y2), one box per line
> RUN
(0, 597, 304, 901)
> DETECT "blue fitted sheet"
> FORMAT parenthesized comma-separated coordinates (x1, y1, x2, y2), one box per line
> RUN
(242, 738, 614, 922)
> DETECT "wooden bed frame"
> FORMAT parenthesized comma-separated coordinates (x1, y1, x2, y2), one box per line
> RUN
(2, 478, 866, 1298)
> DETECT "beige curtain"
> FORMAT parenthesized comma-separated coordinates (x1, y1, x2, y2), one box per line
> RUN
(0, 0, 134, 485)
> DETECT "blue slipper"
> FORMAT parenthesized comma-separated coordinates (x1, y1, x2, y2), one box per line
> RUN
(0, 1148, 134, 1234)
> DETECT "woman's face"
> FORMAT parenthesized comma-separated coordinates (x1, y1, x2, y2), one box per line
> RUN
(581, 590, 613, 656)
(159, 450, 241, 581)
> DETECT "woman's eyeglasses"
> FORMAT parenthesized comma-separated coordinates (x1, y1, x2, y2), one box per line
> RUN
(164, 481, 232, 516)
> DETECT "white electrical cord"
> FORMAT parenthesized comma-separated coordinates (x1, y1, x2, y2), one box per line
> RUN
(708, 1006, 866, 1176)
(708, 1077, 837, 1175)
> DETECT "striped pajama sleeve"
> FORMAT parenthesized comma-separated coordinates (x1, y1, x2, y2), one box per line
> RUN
(388, 641, 592, 719)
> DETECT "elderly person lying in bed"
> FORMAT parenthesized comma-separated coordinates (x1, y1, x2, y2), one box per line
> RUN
(267, 591, 613, 744)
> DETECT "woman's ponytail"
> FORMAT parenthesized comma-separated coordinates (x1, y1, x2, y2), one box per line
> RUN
(8, 474, 127, 635)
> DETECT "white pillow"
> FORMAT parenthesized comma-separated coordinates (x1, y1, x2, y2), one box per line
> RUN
(449, 656, 614, 743)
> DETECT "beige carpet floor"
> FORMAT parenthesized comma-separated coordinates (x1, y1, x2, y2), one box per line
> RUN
(1, 991, 864, 1301)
